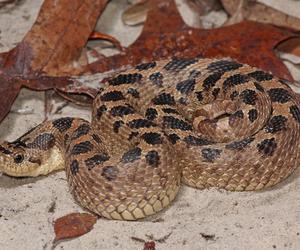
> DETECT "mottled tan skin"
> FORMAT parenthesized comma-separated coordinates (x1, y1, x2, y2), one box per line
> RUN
(1, 57, 300, 220)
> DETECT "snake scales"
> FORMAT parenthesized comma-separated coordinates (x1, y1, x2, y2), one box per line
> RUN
(1, 57, 300, 220)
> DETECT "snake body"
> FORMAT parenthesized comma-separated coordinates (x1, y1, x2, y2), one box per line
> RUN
(1, 57, 300, 220)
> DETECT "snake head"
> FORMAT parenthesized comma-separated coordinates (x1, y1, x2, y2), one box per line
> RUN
(0, 139, 63, 177)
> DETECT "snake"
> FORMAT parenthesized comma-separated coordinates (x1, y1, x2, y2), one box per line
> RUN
(1, 57, 300, 220)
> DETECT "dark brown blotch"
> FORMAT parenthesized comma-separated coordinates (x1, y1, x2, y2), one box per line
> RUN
(145, 150, 160, 167)
(100, 91, 125, 102)
(27, 133, 55, 150)
(267, 88, 291, 103)
(108, 73, 143, 85)
(52, 117, 74, 132)
(70, 159, 79, 175)
(113, 120, 124, 133)
(101, 166, 119, 181)
(164, 57, 198, 71)
(240, 89, 257, 105)
(135, 61, 156, 71)
(183, 135, 212, 146)
(70, 141, 93, 155)
(163, 116, 192, 131)
(85, 153, 110, 170)
(201, 148, 222, 162)
(149, 72, 164, 87)
(257, 138, 277, 156)
(121, 147, 142, 163)
(265, 115, 287, 133)
(176, 79, 196, 94)
(92, 134, 102, 143)
(207, 60, 242, 72)
(248, 109, 258, 122)
(145, 108, 158, 120)
(96, 105, 107, 120)
(72, 123, 90, 140)
(141, 132, 163, 145)
(226, 137, 255, 150)
(152, 93, 175, 106)
(289, 105, 300, 123)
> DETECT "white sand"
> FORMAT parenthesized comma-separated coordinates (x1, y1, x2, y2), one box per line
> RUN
(1, 1, 300, 249)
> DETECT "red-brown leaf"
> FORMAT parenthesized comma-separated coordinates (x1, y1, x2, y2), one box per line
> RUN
(88, 0, 297, 82)
(53, 213, 97, 243)
(0, 0, 108, 122)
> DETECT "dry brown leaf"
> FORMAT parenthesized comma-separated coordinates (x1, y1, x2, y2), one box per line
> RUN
(221, 0, 300, 30)
(0, 0, 109, 122)
(53, 213, 98, 243)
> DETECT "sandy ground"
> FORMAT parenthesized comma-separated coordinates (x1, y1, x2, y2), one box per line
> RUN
(1, 1, 300, 249)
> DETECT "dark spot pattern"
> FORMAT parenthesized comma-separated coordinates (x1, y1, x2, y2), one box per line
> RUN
(128, 131, 139, 140)
(141, 132, 163, 145)
(149, 72, 164, 86)
(108, 73, 143, 86)
(162, 108, 178, 114)
(223, 74, 249, 91)
(85, 153, 110, 170)
(92, 134, 102, 143)
(248, 70, 273, 82)
(183, 135, 212, 146)
(254, 82, 264, 92)
(100, 91, 125, 102)
(240, 89, 257, 105)
(145, 150, 160, 167)
(167, 133, 180, 144)
(27, 133, 55, 150)
(232, 110, 244, 119)
(72, 123, 90, 140)
(189, 70, 201, 79)
(195, 91, 203, 102)
(226, 137, 255, 150)
(102, 166, 119, 181)
(70, 160, 79, 175)
(71, 141, 93, 155)
(127, 88, 140, 98)
(201, 148, 222, 162)
(110, 105, 135, 117)
(212, 88, 220, 98)
(257, 138, 277, 156)
(268, 88, 291, 103)
(152, 93, 175, 106)
(113, 120, 124, 133)
(145, 108, 158, 120)
(176, 79, 196, 94)
(164, 58, 198, 71)
(248, 109, 258, 122)
(52, 117, 74, 132)
(178, 97, 188, 105)
(230, 91, 239, 100)
(203, 72, 222, 90)
(290, 105, 300, 122)
(265, 115, 287, 133)
(0, 145, 11, 154)
(127, 119, 155, 129)
(135, 61, 156, 71)
(121, 147, 142, 163)
(163, 116, 192, 131)
(96, 105, 107, 120)
(207, 60, 243, 72)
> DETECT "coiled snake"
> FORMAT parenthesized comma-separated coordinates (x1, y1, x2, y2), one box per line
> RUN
(1, 57, 300, 220)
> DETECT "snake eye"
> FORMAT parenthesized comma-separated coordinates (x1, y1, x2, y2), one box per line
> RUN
(14, 154, 24, 163)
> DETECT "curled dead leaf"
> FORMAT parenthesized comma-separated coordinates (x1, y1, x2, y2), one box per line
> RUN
(53, 212, 98, 243)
